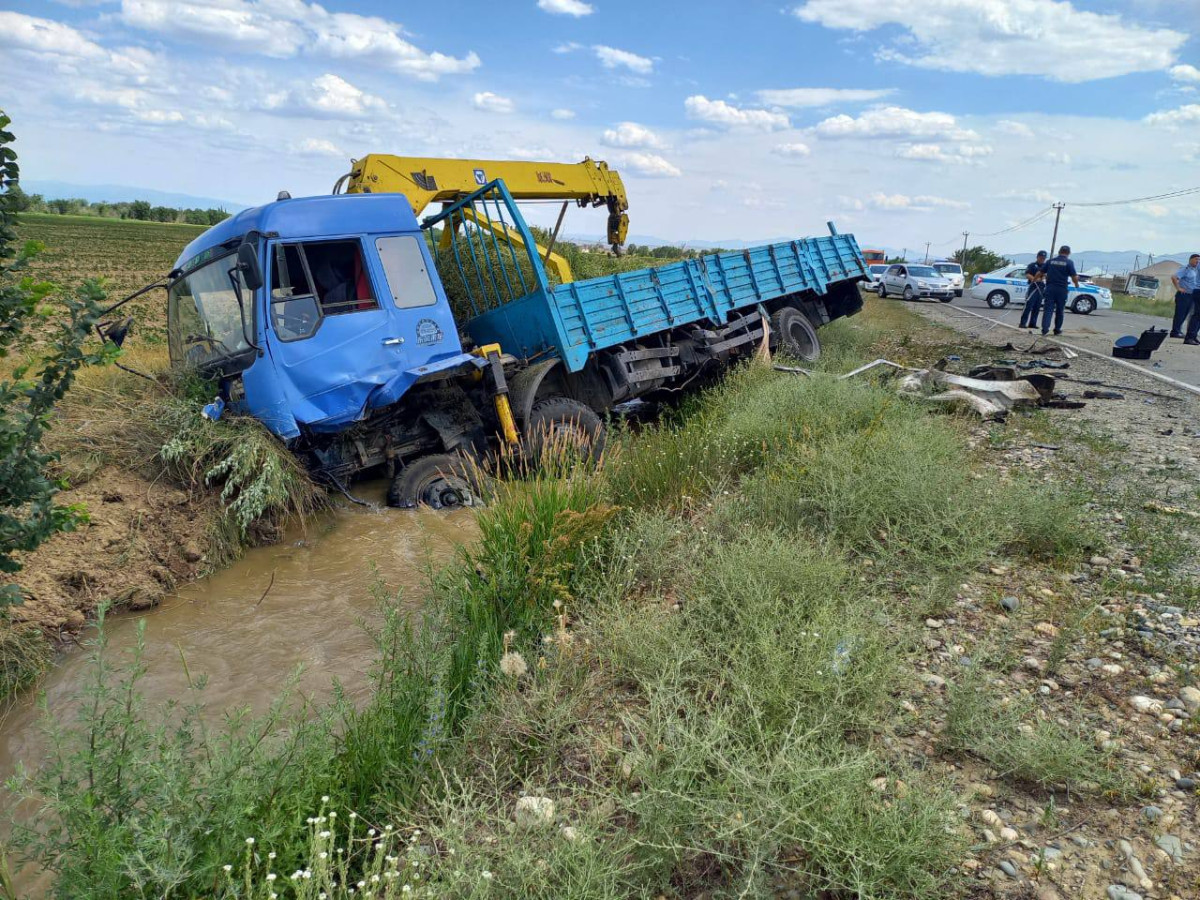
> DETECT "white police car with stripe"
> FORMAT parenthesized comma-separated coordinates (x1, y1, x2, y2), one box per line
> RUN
(968, 265, 1112, 315)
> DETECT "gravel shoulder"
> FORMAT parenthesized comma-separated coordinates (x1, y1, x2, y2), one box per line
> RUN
(900, 296, 1200, 900)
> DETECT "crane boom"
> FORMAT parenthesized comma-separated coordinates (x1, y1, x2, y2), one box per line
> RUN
(337, 154, 630, 255)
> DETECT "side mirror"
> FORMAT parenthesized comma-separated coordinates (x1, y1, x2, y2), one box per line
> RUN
(237, 241, 263, 291)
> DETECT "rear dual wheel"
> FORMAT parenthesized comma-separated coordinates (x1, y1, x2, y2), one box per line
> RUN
(770, 306, 821, 361)
(525, 397, 606, 465)
(387, 453, 479, 509)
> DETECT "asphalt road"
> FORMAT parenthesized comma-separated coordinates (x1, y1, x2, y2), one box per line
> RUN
(924, 293, 1200, 389)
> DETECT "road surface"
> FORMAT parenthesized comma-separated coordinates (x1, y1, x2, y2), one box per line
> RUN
(918, 294, 1200, 389)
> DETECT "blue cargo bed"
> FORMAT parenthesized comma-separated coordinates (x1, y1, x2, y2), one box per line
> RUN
(427, 181, 867, 372)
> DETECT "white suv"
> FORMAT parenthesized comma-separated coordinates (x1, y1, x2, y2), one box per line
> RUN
(878, 263, 955, 302)
(932, 261, 965, 296)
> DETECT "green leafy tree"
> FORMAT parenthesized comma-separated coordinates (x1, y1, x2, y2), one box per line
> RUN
(953, 245, 1009, 277)
(0, 111, 115, 606)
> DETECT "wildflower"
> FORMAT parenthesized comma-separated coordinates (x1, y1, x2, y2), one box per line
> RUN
(223, 865, 233, 874)
(322, 795, 330, 803)
(245, 837, 255, 846)
(267, 873, 277, 882)
(402, 887, 412, 894)
(319, 852, 328, 860)
(482, 870, 494, 880)
(349, 812, 357, 820)
(320, 831, 332, 839)
(268, 852, 277, 860)
(329, 811, 337, 819)
(499, 651, 528, 678)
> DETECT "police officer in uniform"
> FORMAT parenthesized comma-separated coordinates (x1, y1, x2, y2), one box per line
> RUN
(1019, 250, 1047, 330)
(1169, 254, 1199, 339)
(1041, 245, 1079, 336)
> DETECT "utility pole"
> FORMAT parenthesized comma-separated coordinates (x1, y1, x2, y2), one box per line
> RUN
(924, 242, 931, 263)
(1048, 202, 1065, 257)
(901, 247, 907, 261)
(960, 231, 969, 264)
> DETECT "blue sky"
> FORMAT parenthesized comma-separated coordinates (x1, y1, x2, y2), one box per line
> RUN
(1, 0, 1198, 254)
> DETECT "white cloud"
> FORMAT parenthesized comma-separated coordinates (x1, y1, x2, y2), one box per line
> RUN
(593, 45, 654, 75)
(813, 106, 977, 141)
(791, 0, 1185, 83)
(119, 0, 480, 80)
(263, 73, 387, 118)
(537, 0, 594, 16)
(772, 142, 812, 157)
(601, 121, 665, 149)
(553, 41, 583, 53)
(684, 95, 788, 130)
(550, 108, 576, 120)
(473, 91, 515, 113)
(0, 11, 156, 82)
(866, 192, 970, 212)
(996, 119, 1034, 138)
(615, 151, 681, 178)
(1145, 104, 1200, 127)
(1044, 151, 1071, 164)
(295, 137, 344, 157)
(1170, 64, 1200, 83)
(755, 87, 894, 108)
(996, 188, 1056, 203)
(896, 142, 993, 165)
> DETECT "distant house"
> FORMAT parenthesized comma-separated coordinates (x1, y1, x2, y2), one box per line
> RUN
(1128, 260, 1183, 302)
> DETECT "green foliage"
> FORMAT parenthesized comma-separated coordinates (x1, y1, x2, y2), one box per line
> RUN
(952, 244, 1009, 276)
(0, 620, 53, 696)
(943, 670, 1126, 795)
(0, 111, 116, 606)
(18, 192, 229, 225)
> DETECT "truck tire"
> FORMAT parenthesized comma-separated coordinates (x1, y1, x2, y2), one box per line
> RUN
(387, 453, 480, 510)
(770, 306, 821, 361)
(525, 397, 605, 465)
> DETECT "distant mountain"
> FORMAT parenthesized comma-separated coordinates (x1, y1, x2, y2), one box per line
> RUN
(19, 180, 248, 211)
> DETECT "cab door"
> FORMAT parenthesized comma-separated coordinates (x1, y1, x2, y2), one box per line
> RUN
(1005, 268, 1027, 301)
(263, 236, 401, 429)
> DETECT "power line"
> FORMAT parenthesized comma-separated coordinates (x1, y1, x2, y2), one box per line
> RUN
(1068, 185, 1200, 208)
(974, 206, 1055, 238)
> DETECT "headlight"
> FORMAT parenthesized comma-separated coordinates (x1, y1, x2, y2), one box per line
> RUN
(917, 281, 929, 288)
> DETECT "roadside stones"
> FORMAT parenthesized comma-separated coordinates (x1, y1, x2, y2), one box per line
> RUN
(1141, 805, 1163, 824)
(1106, 887, 1142, 900)
(920, 673, 946, 689)
(1179, 685, 1200, 714)
(998, 860, 1018, 878)
(1175, 776, 1196, 791)
(514, 796, 556, 827)
(1128, 696, 1162, 714)
(1000, 595, 1020, 612)
(1154, 834, 1184, 864)
(1091, 555, 1112, 567)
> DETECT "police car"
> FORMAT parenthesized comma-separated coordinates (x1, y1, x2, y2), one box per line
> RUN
(968, 265, 1112, 315)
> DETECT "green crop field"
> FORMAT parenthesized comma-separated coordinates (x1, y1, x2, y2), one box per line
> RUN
(17, 213, 207, 343)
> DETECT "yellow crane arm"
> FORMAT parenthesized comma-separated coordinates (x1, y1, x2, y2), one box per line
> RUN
(336, 154, 630, 263)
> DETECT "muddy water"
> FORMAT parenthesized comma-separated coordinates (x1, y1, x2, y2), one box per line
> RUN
(0, 479, 476, 795)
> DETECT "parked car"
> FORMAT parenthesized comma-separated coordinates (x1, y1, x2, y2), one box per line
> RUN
(863, 263, 888, 292)
(932, 260, 965, 296)
(968, 266, 1112, 315)
(878, 263, 955, 301)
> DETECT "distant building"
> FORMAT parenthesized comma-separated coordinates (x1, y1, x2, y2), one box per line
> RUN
(1128, 260, 1182, 302)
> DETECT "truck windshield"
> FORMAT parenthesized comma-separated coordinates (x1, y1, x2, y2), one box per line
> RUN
(168, 252, 254, 371)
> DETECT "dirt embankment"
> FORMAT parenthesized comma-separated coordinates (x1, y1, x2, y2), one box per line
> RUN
(12, 469, 223, 634)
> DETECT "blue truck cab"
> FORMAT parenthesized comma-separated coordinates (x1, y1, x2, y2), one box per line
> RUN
(166, 180, 867, 506)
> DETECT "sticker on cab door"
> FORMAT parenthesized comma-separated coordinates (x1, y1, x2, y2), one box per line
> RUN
(416, 319, 444, 347)
(473, 168, 486, 185)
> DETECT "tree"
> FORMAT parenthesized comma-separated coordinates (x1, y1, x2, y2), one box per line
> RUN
(128, 200, 151, 220)
(953, 245, 1009, 276)
(0, 111, 115, 605)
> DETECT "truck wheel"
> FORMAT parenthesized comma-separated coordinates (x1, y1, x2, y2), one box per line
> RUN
(387, 453, 479, 510)
(770, 306, 821, 361)
(986, 290, 1010, 309)
(525, 397, 605, 465)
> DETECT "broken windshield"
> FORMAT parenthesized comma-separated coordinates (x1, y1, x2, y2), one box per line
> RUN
(168, 251, 255, 372)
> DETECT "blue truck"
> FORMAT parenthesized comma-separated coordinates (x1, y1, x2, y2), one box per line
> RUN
(158, 179, 867, 507)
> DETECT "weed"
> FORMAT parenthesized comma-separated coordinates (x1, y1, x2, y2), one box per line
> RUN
(943, 672, 1125, 795)
(0, 619, 53, 697)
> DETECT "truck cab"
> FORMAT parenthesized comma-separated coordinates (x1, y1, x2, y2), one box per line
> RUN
(168, 193, 477, 442)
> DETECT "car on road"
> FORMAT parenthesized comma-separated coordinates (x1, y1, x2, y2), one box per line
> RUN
(878, 263, 955, 301)
(968, 266, 1112, 315)
(932, 260, 965, 296)
(863, 263, 888, 292)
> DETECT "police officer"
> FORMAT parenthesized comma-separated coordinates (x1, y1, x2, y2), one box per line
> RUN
(1169, 253, 1199, 339)
(1041, 245, 1079, 336)
(1019, 250, 1047, 330)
